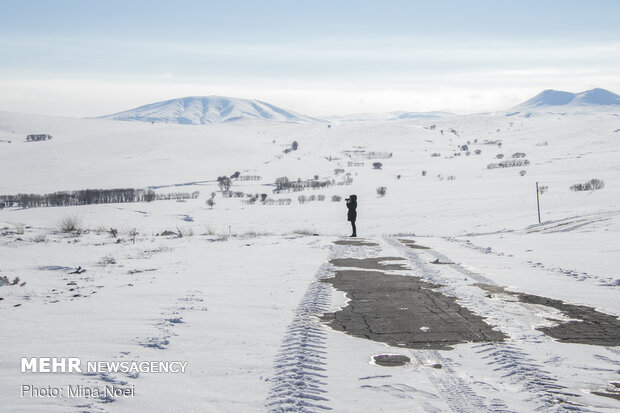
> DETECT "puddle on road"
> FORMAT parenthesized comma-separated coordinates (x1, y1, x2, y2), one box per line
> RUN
(475, 283, 620, 347)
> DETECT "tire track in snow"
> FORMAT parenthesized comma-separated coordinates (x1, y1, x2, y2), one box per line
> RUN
(266, 262, 333, 412)
(266, 239, 381, 412)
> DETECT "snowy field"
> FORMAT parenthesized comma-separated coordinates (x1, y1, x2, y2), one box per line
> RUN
(1, 105, 619, 412)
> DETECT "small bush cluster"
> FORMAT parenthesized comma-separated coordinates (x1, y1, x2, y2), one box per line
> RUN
(570, 179, 605, 192)
(292, 229, 315, 236)
(298, 194, 327, 204)
(98, 255, 117, 265)
(283, 141, 299, 154)
(0, 275, 25, 286)
(487, 159, 530, 169)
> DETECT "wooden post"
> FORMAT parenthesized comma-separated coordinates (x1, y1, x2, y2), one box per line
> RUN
(536, 182, 541, 224)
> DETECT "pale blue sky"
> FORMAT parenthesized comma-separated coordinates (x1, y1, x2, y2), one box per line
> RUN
(1, 0, 619, 116)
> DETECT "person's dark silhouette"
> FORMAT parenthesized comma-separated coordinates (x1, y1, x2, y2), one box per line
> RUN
(346, 195, 357, 237)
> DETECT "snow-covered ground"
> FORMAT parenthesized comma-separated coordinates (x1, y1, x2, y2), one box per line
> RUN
(1, 105, 619, 412)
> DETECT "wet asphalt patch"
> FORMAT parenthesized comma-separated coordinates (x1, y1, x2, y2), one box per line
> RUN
(329, 257, 409, 271)
(321, 269, 506, 350)
(398, 238, 431, 250)
(476, 283, 620, 346)
(333, 239, 379, 247)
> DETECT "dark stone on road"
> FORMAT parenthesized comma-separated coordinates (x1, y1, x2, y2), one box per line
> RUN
(321, 269, 506, 350)
(373, 354, 410, 367)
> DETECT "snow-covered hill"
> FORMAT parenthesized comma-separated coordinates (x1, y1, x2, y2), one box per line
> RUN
(514, 88, 620, 109)
(100, 96, 322, 124)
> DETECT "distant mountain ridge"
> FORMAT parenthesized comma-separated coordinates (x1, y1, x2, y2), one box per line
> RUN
(515, 88, 620, 109)
(325, 111, 453, 123)
(100, 96, 321, 124)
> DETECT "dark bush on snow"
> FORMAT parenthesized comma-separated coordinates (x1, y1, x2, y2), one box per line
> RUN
(570, 179, 605, 192)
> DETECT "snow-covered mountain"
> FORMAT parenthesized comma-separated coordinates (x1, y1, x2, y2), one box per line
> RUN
(100, 96, 322, 124)
(514, 88, 620, 109)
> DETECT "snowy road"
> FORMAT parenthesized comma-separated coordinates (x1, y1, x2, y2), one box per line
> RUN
(267, 236, 620, 412)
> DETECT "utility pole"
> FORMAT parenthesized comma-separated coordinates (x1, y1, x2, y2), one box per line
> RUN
(536, 182, 541, 224)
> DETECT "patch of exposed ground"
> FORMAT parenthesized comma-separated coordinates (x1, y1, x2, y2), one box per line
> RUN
(321, 268, 506, 350)
(475, 283, 620, 346)
(398, 238, 431, 250)
(329, 257, 409, 271)
(333, 239, 379, 246)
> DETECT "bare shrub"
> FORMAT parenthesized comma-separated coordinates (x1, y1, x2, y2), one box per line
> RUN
(512, 152, 526, 158)
(372, 162, 383, 170)
(14, 224, 25, 235)
(376, 186, 387, 197)
(431, 153, 441, 157)
(298, 195, 307, 204)
(241, 231, 272, 238)
(109, 228, 118, 238)
(58, 215, 83, 233)
(128, 228, 138, 244)
(292, 229, 315, 236)
(32, 234, 47, 243)
(519, 170, 527, 176)
(0, 275, 25, 286)
(317, 194, 325, 201)
(570, 179, 605, 192)
(176, 226, 194, 237)
(98, 255, 117, 265)
(487, 159, 529, 169)
(331, 195, 342, 202)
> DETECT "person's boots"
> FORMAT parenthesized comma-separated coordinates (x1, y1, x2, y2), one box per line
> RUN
(350, 233, 357, 237)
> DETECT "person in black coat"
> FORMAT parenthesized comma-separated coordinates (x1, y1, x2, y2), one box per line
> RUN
(346, 195, 357, 237)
